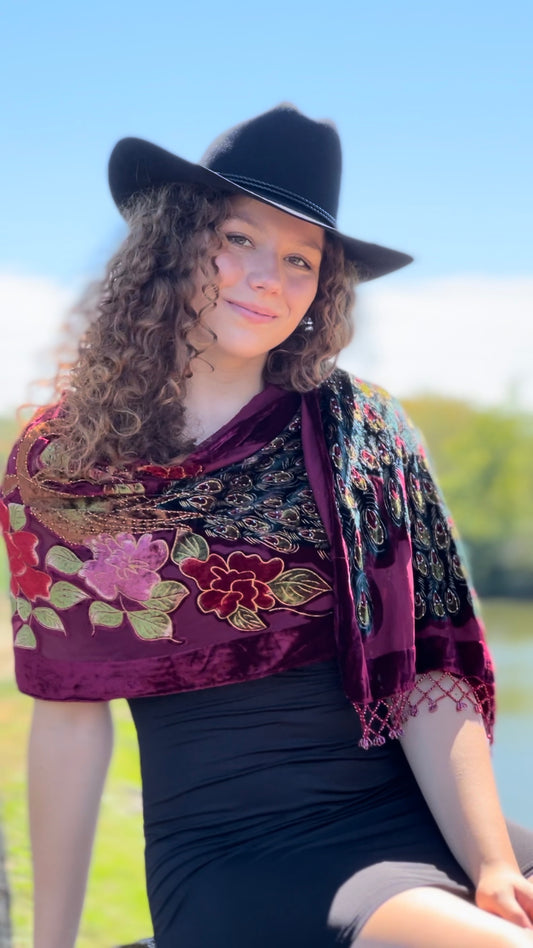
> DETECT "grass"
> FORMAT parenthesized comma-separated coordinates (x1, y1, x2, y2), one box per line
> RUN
(0, 598, 151, 948)
(1, 593, 533, 946)
(0, 693, 152, 947)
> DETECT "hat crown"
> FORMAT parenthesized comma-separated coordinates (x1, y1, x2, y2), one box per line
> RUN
(108, 104, 413, 280)
(200, 105, 342, 228)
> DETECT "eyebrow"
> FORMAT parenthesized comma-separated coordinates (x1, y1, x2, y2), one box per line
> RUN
(227, 211, 324, 255)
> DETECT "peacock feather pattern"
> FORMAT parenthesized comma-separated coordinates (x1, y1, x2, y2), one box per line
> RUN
(319, 372, 475, 639)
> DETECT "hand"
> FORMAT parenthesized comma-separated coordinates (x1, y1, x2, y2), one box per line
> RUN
(476, 862, 533, 929)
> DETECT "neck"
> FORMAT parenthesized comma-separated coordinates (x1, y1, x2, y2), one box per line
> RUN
(183, 357, 267, 444)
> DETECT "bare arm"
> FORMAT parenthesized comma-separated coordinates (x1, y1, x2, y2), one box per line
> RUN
(28, 699, 114, 948)
(400, 673, 533, 929)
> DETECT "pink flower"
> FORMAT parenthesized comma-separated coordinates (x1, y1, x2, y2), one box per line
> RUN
(80, 532, 168, 601)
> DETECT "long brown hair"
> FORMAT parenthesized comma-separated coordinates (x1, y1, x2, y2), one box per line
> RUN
(45, 183, 359, 477)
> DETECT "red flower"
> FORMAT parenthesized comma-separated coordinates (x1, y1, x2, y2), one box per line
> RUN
(0, 500, 51, 601)
(181, 551, 284, 619)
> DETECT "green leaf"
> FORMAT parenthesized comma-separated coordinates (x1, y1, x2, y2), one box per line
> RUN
(16, 597, 32, 621)
(127, 610, 172, 640)
(142, 580, 189, 613)
(49, 581, 89, 610)
(172, 533, 209, 565)
(45, 546, 83, 575)
(14, 625, 37, 649)
(32, 607, 65, 632)
(229, 606, 267, 632)
(89, 601, 124, 628)
(9, 503, 27, 531)
(270, 569, 331, 606)
(9, 593, 17, 616)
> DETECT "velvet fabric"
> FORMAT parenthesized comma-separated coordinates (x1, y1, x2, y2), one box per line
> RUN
(0, 370, 495, 745)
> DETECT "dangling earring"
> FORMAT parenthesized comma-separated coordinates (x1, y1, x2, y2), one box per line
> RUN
(203, 282, 219, 304)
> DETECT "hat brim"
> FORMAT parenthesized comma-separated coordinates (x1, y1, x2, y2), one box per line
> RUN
(108, 137, 413, 282)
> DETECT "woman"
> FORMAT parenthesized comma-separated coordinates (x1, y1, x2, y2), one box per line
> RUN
(2, 104, 533, 948)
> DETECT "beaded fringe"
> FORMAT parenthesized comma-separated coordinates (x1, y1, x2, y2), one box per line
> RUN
(354, 672, 494, 749)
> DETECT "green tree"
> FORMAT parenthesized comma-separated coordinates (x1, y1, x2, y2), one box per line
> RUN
(403, 396, 533, 597)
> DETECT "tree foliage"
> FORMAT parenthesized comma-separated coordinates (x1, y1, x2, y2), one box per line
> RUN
(403, 396, 533, 597)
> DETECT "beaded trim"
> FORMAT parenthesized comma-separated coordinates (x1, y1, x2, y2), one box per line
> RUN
(354, 672, 494, 749)
(13, 420, 197, 544)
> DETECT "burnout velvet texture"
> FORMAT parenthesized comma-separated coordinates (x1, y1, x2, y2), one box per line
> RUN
(0, 370, 494, 745)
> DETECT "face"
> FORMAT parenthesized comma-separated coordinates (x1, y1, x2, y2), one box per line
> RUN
(190, 196, 324, 371)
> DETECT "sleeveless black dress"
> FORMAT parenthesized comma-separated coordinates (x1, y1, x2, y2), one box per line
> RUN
(129, 659, 533, 947)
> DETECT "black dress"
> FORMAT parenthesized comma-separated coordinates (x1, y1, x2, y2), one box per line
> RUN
(5, 374, 528, 944)
(129, 658, 533, 947)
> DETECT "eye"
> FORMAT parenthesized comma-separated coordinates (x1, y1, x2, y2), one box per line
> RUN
(286, 254, 312, 270)
(225, 232, 253, 248)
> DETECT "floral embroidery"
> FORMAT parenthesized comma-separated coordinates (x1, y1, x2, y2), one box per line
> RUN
(181, 551, 283, 620)
(0, 500, 78, 649)
(174, 534, 331, 632)
(79, 532, 168, 601)
(0, 500, 51, 601)
(42, 537, 188, 642)
(86, 577, 188, 642)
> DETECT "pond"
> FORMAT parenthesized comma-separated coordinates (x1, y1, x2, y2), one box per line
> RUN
(487, 627, 533, 829)
(481, 599, 533, 828)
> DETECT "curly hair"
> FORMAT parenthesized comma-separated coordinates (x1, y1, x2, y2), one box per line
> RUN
(44, 183, 359, 478)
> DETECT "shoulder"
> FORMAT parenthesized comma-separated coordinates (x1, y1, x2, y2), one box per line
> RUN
(2, 404, 63, 492)
(318, 367, 400, 410)
(2, 402, 123, 514)
(317, 368, 420, 448)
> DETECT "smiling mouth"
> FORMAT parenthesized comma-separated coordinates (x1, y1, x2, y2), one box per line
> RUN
(225, 299, 279, 318)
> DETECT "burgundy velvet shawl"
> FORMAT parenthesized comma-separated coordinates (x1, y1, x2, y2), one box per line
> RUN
(0, 370, 495, 746)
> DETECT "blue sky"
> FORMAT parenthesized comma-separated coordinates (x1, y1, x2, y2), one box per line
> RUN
(1, 0, 532, 411)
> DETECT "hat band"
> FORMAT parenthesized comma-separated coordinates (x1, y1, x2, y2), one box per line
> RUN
(218, 172, 337, 227)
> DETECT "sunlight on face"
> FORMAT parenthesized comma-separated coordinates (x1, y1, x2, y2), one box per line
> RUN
(190, 196, 325, 371)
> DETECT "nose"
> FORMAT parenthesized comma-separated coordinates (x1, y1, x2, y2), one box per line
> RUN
(247, 249, 282, 294)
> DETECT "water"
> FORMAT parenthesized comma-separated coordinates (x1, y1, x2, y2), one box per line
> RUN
(493, 715, 532, 828)
(489, 637, 533, 828)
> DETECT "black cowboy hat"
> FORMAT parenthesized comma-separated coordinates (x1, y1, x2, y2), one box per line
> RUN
(108, 104, 413, 282)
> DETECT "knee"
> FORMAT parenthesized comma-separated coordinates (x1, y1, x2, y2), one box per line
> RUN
(502, 931, 533, 948)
